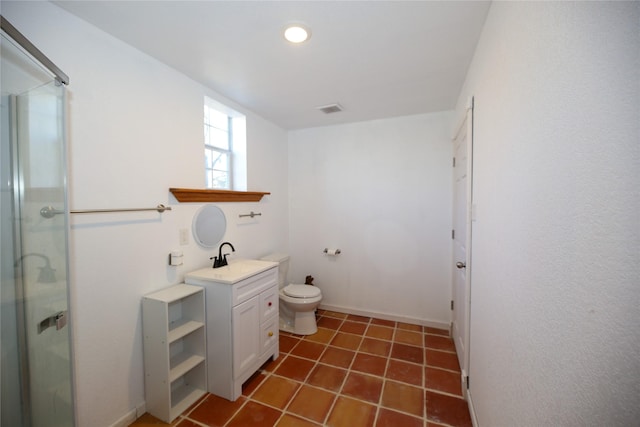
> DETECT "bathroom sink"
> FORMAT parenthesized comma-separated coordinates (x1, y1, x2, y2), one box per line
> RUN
(185, 259, 277, 284)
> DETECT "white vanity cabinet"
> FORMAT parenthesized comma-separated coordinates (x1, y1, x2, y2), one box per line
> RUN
(142, 284, 206, 423)
(186, 262, 279, 401)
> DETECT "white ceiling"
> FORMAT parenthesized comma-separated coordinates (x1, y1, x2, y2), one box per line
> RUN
(54, 1, 490, 130)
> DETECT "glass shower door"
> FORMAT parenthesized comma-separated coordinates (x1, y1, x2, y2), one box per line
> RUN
(1, 30, 75, 427)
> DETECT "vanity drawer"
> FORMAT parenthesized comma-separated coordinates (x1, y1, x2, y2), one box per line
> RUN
(260, 316, 278, 356)
(259, 285, 279, 321)
(232, 267, 277, 306)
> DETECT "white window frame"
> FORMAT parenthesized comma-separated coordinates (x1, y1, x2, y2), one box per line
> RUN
(204, 97, 246, 191)
(204, 110, 233, 190)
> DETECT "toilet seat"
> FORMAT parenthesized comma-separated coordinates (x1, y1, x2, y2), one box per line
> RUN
(283, 284, 321, 298)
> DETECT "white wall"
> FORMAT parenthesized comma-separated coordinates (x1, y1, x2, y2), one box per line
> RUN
(455, 2, 640, 426)
(289, 112, 453, 327)
(2, 2, 288, 426)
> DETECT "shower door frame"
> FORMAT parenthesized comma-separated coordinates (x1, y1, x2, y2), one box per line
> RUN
(1, 15, 75, 427)
(0, 17, 69, 86)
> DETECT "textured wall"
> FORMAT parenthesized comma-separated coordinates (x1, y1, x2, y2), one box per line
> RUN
(2, 2, 289, 426)
(289, 112, 453, 327)
(455, 2, 640, 425)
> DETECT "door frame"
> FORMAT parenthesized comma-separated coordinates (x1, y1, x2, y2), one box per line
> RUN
(451, 96, 474, 398)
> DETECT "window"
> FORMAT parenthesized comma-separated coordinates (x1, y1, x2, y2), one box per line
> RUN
(204, 105, 232, 189)
(204, 98, 246, 190)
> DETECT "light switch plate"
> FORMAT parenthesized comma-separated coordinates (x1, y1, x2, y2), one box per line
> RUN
(179, 228, 189, 245)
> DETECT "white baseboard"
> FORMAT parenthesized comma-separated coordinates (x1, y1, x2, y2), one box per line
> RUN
(467, 388, 479, 427)
(318, 303, 450, 331)
(108, 402, 145, 427)
(108, 410, 136, 427)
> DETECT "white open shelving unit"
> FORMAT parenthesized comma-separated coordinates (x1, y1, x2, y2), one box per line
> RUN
(142, 284, 207, 423)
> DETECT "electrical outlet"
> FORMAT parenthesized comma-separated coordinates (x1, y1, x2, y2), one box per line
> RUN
(179, 228, 189, 245)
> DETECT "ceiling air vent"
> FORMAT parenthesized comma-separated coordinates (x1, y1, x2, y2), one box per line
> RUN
(317, 103, 343, 114)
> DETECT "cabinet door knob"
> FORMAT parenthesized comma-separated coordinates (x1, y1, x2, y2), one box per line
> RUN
(268, 302, 272, 307)
(268, 331, 274, 337)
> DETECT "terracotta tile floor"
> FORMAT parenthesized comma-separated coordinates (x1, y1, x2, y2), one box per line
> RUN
(130, 310, 472, 427)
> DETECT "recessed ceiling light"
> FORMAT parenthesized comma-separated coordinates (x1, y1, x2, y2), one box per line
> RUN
(284, 24, 311, 44)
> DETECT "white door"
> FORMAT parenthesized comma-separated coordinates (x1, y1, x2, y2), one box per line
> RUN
(452, 98, 473, 395)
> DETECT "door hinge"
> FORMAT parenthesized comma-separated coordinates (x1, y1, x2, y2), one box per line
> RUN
(453, 157, 456, 167)
(451, 229, 455, 240)
(466, 375, 470, 389)
(450, 300, 454, 310)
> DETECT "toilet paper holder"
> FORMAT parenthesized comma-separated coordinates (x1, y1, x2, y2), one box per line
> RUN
(323, 248, 341, 255)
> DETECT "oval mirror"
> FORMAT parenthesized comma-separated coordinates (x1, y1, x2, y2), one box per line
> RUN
(192, 204, 226, 248)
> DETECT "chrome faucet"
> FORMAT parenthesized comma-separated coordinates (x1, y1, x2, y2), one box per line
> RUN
(211, 241, 235, 268)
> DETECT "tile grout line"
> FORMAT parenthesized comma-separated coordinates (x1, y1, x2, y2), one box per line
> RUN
(373, 318, 392, 427)
(318, 313, 349, 426)
(330, 319, 384, 427)
(258, 312, 339, 426)
(302, 317, 465, 422)
(287, 320, 466, 396)
(295, 315, 335, 424)
(284, 312, 347, 426)
(332, 317, 427, 425)
(180, 313, 461, 427)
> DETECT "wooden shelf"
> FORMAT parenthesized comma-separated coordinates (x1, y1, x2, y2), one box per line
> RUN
(169, 188, 270, 203)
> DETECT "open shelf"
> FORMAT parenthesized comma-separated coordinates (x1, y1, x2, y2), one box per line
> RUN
(170, 383, 206, 418)
(170, 363, 206, 420)
(143, 284, 206, 423)
(169, 354, 206, 383)
(169, 188, 270, 203)
(168, 320, 204, 344)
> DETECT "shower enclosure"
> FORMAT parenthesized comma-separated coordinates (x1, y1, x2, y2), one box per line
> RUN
(1, 17, 75, 426)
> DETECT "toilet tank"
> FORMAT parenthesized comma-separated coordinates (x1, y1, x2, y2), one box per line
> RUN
(260, 253, 289, 288)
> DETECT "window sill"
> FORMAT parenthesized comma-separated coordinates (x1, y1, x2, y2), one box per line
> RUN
(169, 188, 270, 203)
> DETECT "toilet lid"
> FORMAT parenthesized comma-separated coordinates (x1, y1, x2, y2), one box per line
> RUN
(283, 284, 321, 298)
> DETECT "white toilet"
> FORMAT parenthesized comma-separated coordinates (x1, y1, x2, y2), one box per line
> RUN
(261, 253, 322, 335)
